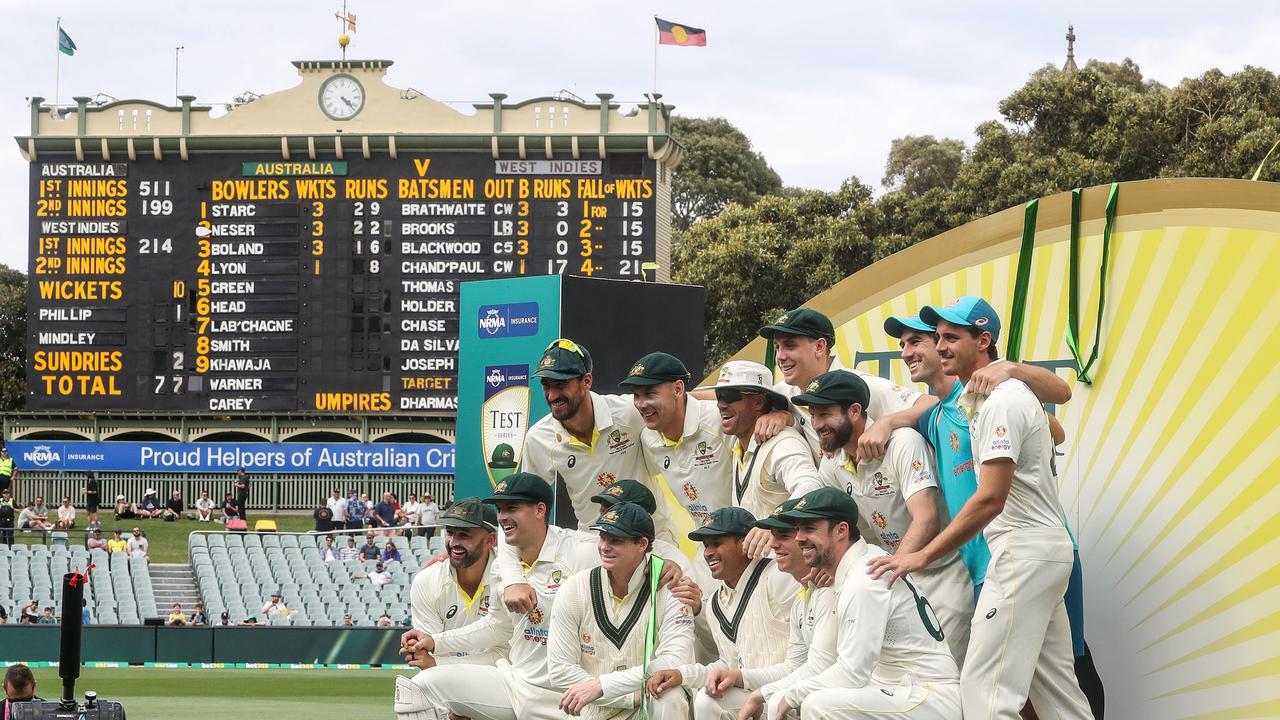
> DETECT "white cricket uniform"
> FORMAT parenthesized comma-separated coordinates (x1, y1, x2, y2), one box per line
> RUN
(784, 540, 961, 720)
(680, 557, 797, 720)
(959, 380, 1092, 720)
(522, 392, 676, 544)
(826, 426, 974, 666)
(402, 525, 600, 720)
(728, 428, 824, 520)
(775, 357, 922, 457)
(409, 550, 507, 665)
(749, 585, 838, 720)
(640, 394, 733, 527)
(547, 561, 695, 720)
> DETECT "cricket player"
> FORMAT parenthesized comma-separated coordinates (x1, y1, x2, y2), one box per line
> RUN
(868, 297, 1092, 720)
(756, 308, 930, 456)
(402, 497, 506, 667)
(646, 507, 798, 720)
(694, 361, 824, 555)
(547, 502, 695, 720)
(793, 370, 973, 665)
(522, 338, 676, 543)
(779, 487, 961, 720)
(395, 473, 600, 720)
(725, 499, 838, 720)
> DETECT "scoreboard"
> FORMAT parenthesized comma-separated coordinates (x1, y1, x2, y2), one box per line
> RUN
(27, 152, 658, 413)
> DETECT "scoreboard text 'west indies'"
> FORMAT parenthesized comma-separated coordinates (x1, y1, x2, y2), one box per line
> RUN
(19, 59, 681, 415)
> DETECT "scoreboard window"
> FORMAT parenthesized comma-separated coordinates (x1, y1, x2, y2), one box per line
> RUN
(28, 153, 659, 413)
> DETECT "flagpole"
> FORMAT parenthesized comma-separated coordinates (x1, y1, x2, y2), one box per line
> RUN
(651, 16, 658, 95)
(54, 17, 61, 113)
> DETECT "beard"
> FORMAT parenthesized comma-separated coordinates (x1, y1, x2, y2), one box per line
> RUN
(819, 416, 853, 453)
(448, 544, 485, 569)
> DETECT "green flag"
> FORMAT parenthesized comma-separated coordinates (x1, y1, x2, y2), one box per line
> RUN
(58, 27, 76, 56)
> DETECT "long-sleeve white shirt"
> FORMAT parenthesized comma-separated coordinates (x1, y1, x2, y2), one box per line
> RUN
(745, 584, 838, 699)
(410, 550, 507, 665)
(729, 427, 824, 519)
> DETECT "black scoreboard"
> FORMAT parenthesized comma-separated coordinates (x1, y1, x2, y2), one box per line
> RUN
(27, 153, 658, 413)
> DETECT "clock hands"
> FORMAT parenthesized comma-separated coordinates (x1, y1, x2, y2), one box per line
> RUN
(341, 96, 356, 109)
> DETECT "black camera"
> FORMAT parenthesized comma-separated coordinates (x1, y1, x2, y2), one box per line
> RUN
(9, 572, 126, 720)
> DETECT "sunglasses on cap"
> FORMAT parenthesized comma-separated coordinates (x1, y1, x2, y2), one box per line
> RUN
(546, 338, 584, 356)
(714, 388, 760, 404)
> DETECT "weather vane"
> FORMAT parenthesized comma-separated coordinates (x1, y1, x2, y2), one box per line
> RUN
(335, 1, 357, 59)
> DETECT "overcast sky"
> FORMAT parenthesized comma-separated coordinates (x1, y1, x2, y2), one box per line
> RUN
(5, 0, 1276, 267)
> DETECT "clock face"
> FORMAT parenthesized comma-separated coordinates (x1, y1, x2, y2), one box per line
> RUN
(319, 74, 365, 120)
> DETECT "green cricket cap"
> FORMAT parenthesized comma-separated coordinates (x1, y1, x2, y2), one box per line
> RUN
(790, 370, 870, 409)
(488, 443, 517, 469)
(438, 497, 498, 531)
(484, 472, 554, 507)
(758, 308, 835, 344)
(780, 487, 860, 525)
(688, 506, 757, 541)
(533, 338, 593, 381)
(590, 479, 657, 515)
(619, 352, 691, 387)
(589, 501, 655, 541)
(754, 498, 802, 530)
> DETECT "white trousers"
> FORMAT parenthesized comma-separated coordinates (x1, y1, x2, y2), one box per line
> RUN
(409, 663, 564, 720)
(961, 528, 1092, 720)
(800, 677, 960, 720)
(912, 555, 976, 668)
(693, 686, 752, 720)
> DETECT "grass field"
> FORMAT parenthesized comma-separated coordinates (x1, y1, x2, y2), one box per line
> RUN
(26, 666, 406, 719)
(14, 513, 320, 564)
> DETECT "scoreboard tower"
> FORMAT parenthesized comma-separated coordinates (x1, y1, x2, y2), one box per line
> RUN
(17, 60, 679, 441)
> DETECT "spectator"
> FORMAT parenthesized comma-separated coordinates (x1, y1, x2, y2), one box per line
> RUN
(397, 493, 419, 531)
(351, 561, 391, 589)
(18, 502, 46, 531)
(361, 493, 375, 527)
(127, 527, 150, 561)
(1, 606, 9, 624)
(86, 528, 108, 551)
(417, 493, 440, 539)
(313, 498, 333, 533)
(37, 607, 57, 625)
(19, 602, 38, 624)
(219, 493, 240, 524)
(339, 536, 360, 561)
(81, 599, 91, 625)
(238, 614, 263, 626)
(260, 591, 294, 618)
(0, 489, 12, 511)
(191, 603, 207, 626)
(55, 496, 76, 529)
(218, 611, 232, 626)
(166, 603, 187, 626)
(106, 529, 128, 553)
(194, 491, 214, 522)
(82, 472, 99, 528)
(136, 489, 162, 519)
(358, 534, 380, 562)
(345, 490, 366, 530)
(2, 663, 41, 719)
(376, 613, 392, 628)
(114, 494, 137, 520)
(371, 492, 396, 535)
(31, 497, 50, 523)
(321, 535, 341, 563)
(162, 491, 183, 522)
(0, 447, 16, 497)
(380, 539, 401, 564)
(326, 489, 347, 530)
(233, 467, 251, 521)
(0, 496, 11, 546)
(341, 613, 353, 627)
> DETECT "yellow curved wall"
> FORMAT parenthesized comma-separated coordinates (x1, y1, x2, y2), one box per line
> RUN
(729, 179, 1280, 718)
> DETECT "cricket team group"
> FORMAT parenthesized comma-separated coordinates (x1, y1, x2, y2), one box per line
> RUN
(395, 297, 1104, 720)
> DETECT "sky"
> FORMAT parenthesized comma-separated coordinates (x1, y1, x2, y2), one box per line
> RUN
(4, 0, 1277, 267)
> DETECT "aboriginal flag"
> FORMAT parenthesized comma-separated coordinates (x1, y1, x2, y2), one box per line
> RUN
(655, 17, 707, 47)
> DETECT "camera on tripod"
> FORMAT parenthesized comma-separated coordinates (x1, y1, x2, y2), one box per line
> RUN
(9, 570, 126, 719)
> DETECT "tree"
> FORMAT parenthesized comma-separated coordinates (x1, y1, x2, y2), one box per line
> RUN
(882, 135, 965, 197)
(0, 265, 26, 411)
(670, 116, 782, 230)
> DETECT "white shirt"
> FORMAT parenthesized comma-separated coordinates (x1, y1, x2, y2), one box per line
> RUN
(729, 427, 824, 519)
(127, 535, 149, 557)
(327, 496, 347, 522)
(418, 501, 440, 526)
(368, 569, 392, 587)
(547, 559, 695, 718)
(410, 550, 506, 665)
(522, 392, 673, 541)
(640, 394, 733, 526)
(775, 357, 922, 456)
(57, 504, 76, 522)
(748, 584, 838, 699)
(435, 524, 600, 689)
(196, 497, 215, 513)
(962, 378, 1069, 541)
(782, 540, 958, 707)
(400, 499, 420, 522)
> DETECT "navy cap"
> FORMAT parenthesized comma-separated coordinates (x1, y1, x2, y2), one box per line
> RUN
(920, 296, 1001, 342)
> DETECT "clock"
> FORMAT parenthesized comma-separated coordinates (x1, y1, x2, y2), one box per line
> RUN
(319, 74, 365, 120)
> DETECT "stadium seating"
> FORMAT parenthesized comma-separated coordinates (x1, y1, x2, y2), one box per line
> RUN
(0, 543, 157, 624)
(189, 532, 440, 627)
